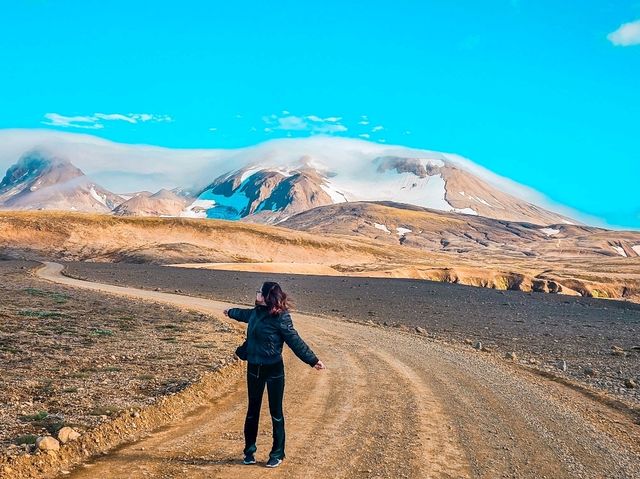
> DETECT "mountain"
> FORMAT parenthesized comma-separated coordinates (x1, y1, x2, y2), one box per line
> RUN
(279, 201, 640, 259)
(187, 154, 575, 226)
(0, 150, 122, 212)
(0, 133, 596, 226)
(113, 188, 190, 217)
(182, 161, 345, 223)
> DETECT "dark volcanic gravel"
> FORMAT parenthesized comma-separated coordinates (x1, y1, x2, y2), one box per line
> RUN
(63, 261, 640, 403)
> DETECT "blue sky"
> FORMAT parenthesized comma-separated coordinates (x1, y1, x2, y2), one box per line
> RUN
(1, 0, 639, 228)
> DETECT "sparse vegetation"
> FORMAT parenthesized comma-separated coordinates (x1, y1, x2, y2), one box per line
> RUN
(0, 261, 242, 454)
(19, 411, 48, 422)
(13, 435, 37, 446)
(92, 328, 114, 336)
(18, 309, 65, 318)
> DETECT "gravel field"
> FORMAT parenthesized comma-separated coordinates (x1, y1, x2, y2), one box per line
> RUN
(63, 261, 640, 404)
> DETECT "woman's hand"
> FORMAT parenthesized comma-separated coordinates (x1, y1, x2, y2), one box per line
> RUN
(313, 360, 326, 370)
(223, 309, 229, 317)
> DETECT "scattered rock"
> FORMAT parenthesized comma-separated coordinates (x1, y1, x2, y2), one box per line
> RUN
(463, 338, 473, 345)
(481, 346, 493, 353)
(505, 352, 517, 361)
(36, 436, 60, 452)
(415, 326, 427, 335)
(474, 341, 482, 350)
(611, 346, 626, 357)
(624, 378, 637, 389)
(557, 360, 567, 372)
(528, 358, 538, 365)
(583, 367, 597, 377)
(58, 426, 81, 444)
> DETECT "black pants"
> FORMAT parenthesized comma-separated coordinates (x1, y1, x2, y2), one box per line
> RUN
(244, 360, 286, 460)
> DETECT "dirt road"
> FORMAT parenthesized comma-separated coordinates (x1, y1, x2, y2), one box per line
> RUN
(37, 262, 640, 478)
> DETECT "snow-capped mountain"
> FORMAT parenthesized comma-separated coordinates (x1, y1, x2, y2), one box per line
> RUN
(186, 153, 575, 225)
(0, 132, 584, 226)
(0, 150, 122, 212)
(182, 160, 347, 223)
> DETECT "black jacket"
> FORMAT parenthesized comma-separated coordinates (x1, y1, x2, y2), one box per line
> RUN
(228, 306, 319, 367)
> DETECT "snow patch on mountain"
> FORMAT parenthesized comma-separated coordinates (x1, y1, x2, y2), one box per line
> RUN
(181, 199, 216, 218)
(331, 170, 451, 212)
(453, 207, 478, 215)
(374, 223, 391, 234)
(89, 186, 107, 207)
(541, 228, 560, 236)
(320, 181, 348, 203)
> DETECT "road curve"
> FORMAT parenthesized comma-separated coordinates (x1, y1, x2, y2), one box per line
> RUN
(37, 262, 640, 479)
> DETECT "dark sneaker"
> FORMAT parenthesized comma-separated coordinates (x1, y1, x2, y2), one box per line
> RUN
(265, 457, 283, 468)
(243, 453, 256, 465)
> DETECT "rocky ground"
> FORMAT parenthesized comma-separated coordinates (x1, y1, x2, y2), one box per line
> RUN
(28, 263, 640, 478)
(63, 261, 640, 405)
(0, 260, 241, 463)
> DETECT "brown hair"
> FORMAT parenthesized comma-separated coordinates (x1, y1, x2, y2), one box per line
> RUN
(261, 281, 291, 316)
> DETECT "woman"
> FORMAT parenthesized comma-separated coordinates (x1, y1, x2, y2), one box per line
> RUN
(224, 281, 325, 468)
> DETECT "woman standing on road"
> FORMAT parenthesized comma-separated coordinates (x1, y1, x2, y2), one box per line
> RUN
(224, 281, 325, 468)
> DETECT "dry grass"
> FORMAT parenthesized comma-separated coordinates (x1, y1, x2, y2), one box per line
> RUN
(1, 210, 639, 301)
(0, 261, 242, 454)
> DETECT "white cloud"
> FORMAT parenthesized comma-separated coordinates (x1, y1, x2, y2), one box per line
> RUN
(358, 120, 370, 125)
(94, 113, 136, 123)
(372, 125, 384, 132)
(42, 112, 172, 129)
(209, 127, 218, 132)
(277, 115, 309, 131)
(607, 19, 640, 46)
(264, 113, 348, 135)
(359, 133, 370, 139)
(42, 113, 104, 130)
(313, 123, 347, 134)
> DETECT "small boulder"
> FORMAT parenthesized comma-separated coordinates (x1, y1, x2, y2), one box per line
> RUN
(415, 326, 427, 335)
(583, 367, 597, 377)
(557, 360, 567, 372)
(624, 378, 637, 389)
(473, 341, 482, 350)
(611, 346, 626, 357)
(505, 352, 518, 361)
(36, 436, 60, 452)
(57, 427, 81, 444)
(463, 339, 473, 345)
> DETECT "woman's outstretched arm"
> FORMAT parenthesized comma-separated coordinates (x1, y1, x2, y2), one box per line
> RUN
(278, 312, 322, 367)
(224, 308, 253, 323)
